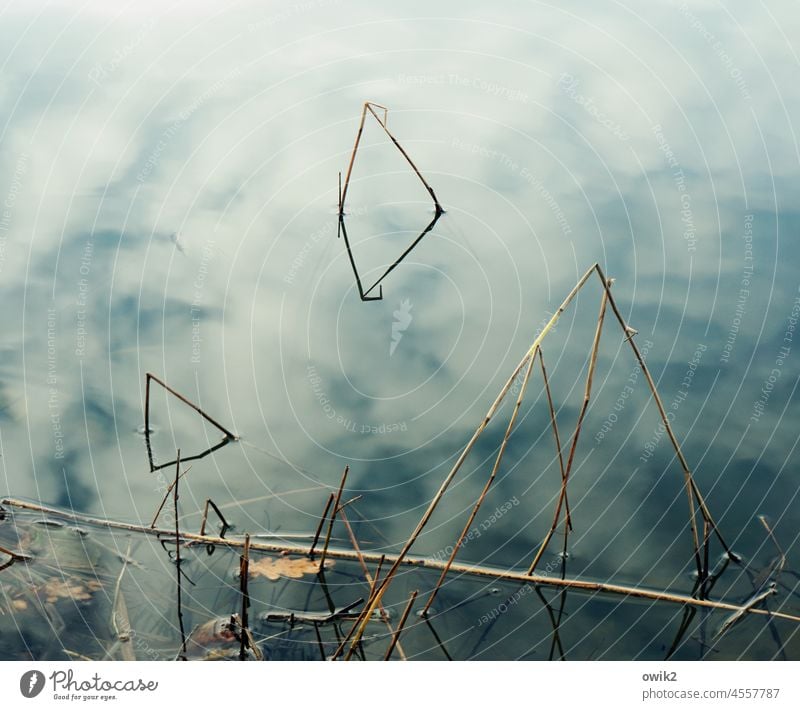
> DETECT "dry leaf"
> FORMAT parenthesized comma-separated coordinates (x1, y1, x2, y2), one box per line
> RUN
(11, 599, 28, 611)
(248, 556, 330, 581)
(38, 577, 103, 604)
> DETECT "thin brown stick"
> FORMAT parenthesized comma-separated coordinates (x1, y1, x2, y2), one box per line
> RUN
(340, 102, 442, 214)
(330, 552, 389, 661)
(2, 497, 797, 624)
(340, 103, 371, 213)
(145, 372, 237, 441)
(144, 372, 151, 436)
(593, 265, 734, 566)
(370, 556, 386, 609)
(384, 590, 418, 661)
(320, 466, 349, 568)
(700, 519, 711, 598)
(530, 284, 608, 573)
(0, 544, 31, 561)
(422, 347, 538, 615)
(239, 533, 250, 660)
(339, 511, 405, 661)
(309, 493, 335, 558)
(538, 348, 571, 529)
(341, 265, 613, 654)
(199, 498, 230, 537)
(173, 451, 187, 661)
(150, 466, 190, 528)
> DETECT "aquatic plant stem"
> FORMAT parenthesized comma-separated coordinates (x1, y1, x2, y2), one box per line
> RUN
(309, 493, 335, 558)
(3, 498, 798, 624)
(529, 284, 608, 574)
(145, 372, 237, 441)
(173, 451, 187, 661)
(422, 346, 538, 615)
(320, 466, 349, 568)
(339, 510, 405, 661)
(593, 264, 735, 567)
(538, 348, 571, 530)
(340, 102, 442, 214)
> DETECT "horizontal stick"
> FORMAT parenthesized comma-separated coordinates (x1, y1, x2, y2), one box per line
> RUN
(4, 498, 798, 624)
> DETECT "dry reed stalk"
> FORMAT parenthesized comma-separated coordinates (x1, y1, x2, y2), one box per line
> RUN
(700, 520, 711, 598)
(319, 466, 349, 568)
(384, 590, 418, 661)
(529, 285, 608, 573)
(149, 466, 190, 528)
(338, 510, 405, 660)
(0, 544, 31, 561)
(339, 102, 442, 215)
(422, 347, 538, 615)
(145, 372, 237, 441)
(199, 498, 230, 537)
(309, 493, 335, 558)
(594, 265, 735, 566)
(339, 102, 375, 213)
(173, 451, 187, 660)
(3, 496, 798, 624)
(330, 553, 391, 661)
(538, 348, 571, 530)
(239, 533, 251, 660)
(340, 266, 624, 655)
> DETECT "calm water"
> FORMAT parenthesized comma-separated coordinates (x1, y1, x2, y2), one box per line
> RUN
(1, 1, 799, 659)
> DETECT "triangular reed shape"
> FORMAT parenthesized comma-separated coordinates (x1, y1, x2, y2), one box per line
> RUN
(144, 372, 236, 472)
(343, 264, 737, 654)
(339, 102, 442, 216)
